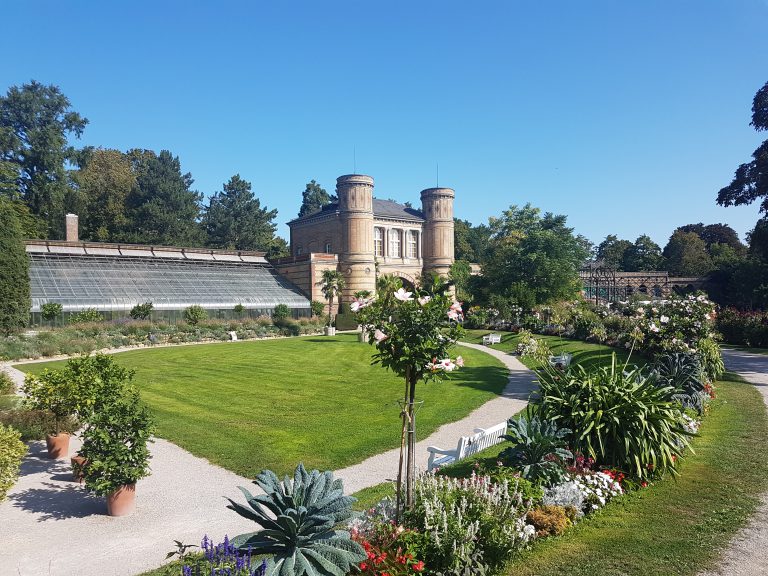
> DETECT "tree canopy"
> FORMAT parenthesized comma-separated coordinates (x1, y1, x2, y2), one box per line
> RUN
(0, 81, 88, 236)
(203, 174, 284, 254)
(298, 180, 334, 217)
(454, 218, 492, 263)
(662, 230, 714, 277)
(123, 149, 204, 246)
(479, 204, 590, 307)
(717, 80, 768, 212)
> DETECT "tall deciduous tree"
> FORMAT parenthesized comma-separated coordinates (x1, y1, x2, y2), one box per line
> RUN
(481, 204, 590, 306)
(72, 148, 135, 242)
(0, 81, 88, 236)
(298, 180, 334, 217)
(678, 222, 746, 255)
(662, 231, 714, 276)
(623, 234, 663, 271)
(203, 174, 284, 253)
(454, 218, 492, 263)
(0, 198, 30, 334)
(124, 149, 203, 246)
(717, 80, 768, 211)
(595, 234, 633, 269)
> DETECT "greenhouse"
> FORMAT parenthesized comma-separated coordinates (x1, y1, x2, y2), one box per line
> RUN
(26, 241, 310, 323)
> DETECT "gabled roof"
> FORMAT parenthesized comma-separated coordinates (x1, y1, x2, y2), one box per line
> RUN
(288, 199, 424, 225)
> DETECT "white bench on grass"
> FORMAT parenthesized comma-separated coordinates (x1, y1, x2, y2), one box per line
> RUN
(426, 421, 508, 471)
(482, 333, 502, 345)
(548, 353, 572, 369)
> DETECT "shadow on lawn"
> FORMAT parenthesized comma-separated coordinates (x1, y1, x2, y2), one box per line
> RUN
(452, 365, 536, 401)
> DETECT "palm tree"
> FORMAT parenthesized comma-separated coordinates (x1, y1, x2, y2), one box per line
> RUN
(317, 269, 346, 328)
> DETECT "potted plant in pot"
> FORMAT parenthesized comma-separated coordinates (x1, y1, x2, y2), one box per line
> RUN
(79, 388, 155, 516)
(22, 370, 80, 459)
(54, 354, 137, 479)
(317, 269, 345, 336)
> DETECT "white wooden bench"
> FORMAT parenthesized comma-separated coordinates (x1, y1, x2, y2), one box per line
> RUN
(548, 353, 573, 369)
(482, 333, 502, 345)
(426, 421, 508, 471)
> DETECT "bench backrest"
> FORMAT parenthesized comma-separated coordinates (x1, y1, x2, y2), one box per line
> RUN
(458, 421, 508, 459)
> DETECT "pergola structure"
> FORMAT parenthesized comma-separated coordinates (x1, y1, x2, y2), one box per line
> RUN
(580, 262, 705, 303)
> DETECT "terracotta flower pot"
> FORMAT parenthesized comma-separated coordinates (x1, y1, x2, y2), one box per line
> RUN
(45, 433, 71, 459)
(106, 484, 136, 517)
(71, 455, 88, 483)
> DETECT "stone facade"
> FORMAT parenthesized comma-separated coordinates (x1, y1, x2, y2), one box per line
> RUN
(282, 174, 455, 302)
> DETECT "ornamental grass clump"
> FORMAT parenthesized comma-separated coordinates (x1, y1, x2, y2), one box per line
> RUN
(404, 473, 535, 574)
(535, 355, 692, 480)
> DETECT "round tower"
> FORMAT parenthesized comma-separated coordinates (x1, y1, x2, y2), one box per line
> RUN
(420, 187, 455, 280)
(337, 174, 376, 301)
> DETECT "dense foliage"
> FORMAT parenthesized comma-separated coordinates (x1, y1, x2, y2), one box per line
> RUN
(500, 414, 572, 485)
(183, 305, 207, 325)
(0, 199, 30, 334)
(41, 302, 63, 321)
(130, 302, 154, 320)
(0, 422, 27, 502)
(534, 359, 691, 479)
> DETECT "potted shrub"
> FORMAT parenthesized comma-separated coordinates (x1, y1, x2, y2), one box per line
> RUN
(79, 389, 155, 516)
(22, 370, 80, 459)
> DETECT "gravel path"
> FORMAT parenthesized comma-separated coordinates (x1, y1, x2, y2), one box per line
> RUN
(0, 342, 535, 576)
(698, 348, 768, 576)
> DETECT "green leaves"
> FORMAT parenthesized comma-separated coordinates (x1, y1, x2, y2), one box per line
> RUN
(227, 463, 365, 576)
(535, 356, 691, 479)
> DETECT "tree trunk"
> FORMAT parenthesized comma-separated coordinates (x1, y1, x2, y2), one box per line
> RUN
(405, 374, 418, 509)
(395, 376, 409, 522)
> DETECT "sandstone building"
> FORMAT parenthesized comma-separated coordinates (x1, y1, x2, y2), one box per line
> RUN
(274, 174, 455, 303)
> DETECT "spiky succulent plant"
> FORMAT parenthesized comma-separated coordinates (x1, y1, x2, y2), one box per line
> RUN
(226, 463, 365, 576)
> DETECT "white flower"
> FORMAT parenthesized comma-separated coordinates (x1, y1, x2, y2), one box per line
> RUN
(649, 323, 659, 333)
(350, 297, 371, 312)
(418, 295, 431, 306)
(660, 315, 670, 324)
(455, 355, 464, 367)
(393, 287, 413, 301)
(374, 329, 388, 343)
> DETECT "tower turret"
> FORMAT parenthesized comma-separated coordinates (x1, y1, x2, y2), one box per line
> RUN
(336, 174, 376, 300)
(420, 187, 455, 280)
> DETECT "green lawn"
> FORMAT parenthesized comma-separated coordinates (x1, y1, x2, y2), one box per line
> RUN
(19, 334, 508, 477)
(462, 329, 639, 370)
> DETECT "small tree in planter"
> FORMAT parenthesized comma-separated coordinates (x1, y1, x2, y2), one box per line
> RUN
(79, 389, 155, 516)
(41, 302, 63, 322)
(129, 301, 154, 321)
(355, 284, 464, 514)
(317, 270, 345, 335)
(22, 370, 80, 459)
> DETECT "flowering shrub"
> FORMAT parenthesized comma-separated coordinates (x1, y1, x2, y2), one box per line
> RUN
(632, 294, 717, 357)
(514, 329, 552, 364)
(404, 473, 535, 574)
(182, 535, 266, 576)
(573, 471, 623, 512)
(351, 522, 427, 575)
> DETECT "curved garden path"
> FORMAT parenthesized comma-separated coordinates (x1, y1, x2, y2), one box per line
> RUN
(0, 341, 535, 576)
(698, 348, 768, 576)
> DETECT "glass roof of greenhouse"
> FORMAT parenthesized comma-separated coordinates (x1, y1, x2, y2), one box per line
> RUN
(26, 242, 310, 312)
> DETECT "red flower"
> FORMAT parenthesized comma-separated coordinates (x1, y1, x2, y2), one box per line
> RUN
(413, 560, 425, 571)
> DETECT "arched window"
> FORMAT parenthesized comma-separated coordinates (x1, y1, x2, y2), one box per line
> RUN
(653, 285, 662, 298)
(389, 229, 402, 257)
(296, 246, 303, 256)
(324, 242, 332, 254)
(639, 284, 648, 294)
(407, 230, 418, 258)
(374, 228, 384, 257)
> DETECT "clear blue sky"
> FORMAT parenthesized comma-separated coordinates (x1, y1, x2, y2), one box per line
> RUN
(3, 0, 767, 248)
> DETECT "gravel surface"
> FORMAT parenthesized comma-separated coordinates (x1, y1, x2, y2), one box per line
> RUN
(0, 341, 535, 576)
(697, 348, 768, 576)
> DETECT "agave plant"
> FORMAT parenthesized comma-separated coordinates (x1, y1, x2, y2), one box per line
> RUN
(226, 463, 366, 576)
(651, 353, 707, 414)
(500, 412, 572, 485)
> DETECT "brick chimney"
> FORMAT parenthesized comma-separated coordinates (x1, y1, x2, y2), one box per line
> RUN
(65, 213, 79, 242)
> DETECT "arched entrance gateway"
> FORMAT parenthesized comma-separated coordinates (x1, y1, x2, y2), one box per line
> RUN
(579, 263, 706, 302)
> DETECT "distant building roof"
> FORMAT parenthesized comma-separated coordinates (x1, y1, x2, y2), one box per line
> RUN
(288, 199, 424, 225)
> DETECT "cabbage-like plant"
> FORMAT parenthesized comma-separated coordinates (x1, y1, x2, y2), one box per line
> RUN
(500, 413, 572, 485)
(535, 356, 692, 479)
(227, 463, 365, 576)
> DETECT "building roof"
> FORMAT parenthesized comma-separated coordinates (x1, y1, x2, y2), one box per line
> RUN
(288, 199, 424, 225)
(25, 241, 309, 312)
